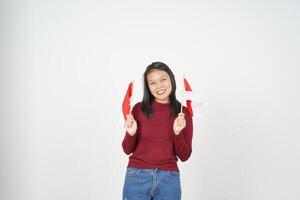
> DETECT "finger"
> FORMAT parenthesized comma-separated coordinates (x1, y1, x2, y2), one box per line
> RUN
(178, 119, 186, 126)
(176, 119, 182, 125)
(126, 117, 134, 125)
(128, 114, 133, 120)
(126, 123, 132, 128)
(129, 115, 134, 121)
(177, 115, 184, 120)
(178, 118, 185, 123)
(178, 117, 184, 121)
(125, 121, 131, 127)
(178, 112, 185, 117)
(178, 115, 185, 120)
(126, 117, 132, 124)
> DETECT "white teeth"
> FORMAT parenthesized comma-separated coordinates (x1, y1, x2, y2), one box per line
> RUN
(157, 90, 165, 95)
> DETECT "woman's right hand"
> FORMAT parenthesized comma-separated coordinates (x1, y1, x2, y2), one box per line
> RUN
(124, 114, 137, 136)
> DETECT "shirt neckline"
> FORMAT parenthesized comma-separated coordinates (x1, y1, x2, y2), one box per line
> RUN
(151, 100, 170, 111)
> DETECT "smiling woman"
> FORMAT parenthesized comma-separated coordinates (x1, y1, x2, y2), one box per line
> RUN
(147, 70, 172, 104)
(121, 62, 193, 200)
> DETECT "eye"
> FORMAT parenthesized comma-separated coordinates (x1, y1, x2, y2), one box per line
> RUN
(149, 82, 155, 85)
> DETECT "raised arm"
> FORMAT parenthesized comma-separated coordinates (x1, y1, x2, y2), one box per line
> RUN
(174, 109, 193, 161)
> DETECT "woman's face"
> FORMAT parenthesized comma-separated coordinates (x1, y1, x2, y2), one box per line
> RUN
(147, 69, 172, 104)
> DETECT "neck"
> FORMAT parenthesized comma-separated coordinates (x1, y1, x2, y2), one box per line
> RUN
(154, 98, 170, 104)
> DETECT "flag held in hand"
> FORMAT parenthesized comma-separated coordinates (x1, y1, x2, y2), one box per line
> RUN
(181, 76, 203, 117)
(183, 78, 194, 117)
(122, 81, 134, 120)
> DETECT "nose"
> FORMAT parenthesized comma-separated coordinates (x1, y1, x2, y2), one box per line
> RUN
(155, 82, 164, 90)
(156, 85, 164, 91)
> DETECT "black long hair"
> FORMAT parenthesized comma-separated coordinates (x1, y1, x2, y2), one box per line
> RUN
(141, 62, 181, 118)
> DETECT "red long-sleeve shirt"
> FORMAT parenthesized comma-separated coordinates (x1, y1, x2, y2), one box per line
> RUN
(122, 100, 193, 172)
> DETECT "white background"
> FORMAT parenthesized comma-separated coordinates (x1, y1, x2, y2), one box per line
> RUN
(1, 0, 300, 200)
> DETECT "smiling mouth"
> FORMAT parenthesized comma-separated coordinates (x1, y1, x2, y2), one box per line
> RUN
(156, 89, 166, 95)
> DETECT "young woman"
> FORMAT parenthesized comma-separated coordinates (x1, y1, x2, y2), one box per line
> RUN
(122, 62, 193, 200)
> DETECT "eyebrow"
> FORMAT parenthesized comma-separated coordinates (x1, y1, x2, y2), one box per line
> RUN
(148, 75, 167, 82)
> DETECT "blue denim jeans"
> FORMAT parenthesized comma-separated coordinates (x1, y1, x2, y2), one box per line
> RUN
(122, 167, 181, 200)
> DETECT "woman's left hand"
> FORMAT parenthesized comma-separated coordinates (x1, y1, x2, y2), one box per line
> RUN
(173, 113, 186, 135)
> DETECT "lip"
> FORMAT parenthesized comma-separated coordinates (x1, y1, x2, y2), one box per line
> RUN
(156, 89, 166, 95)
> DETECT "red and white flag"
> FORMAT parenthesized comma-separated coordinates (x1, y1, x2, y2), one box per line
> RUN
(181, 77, 203, 117)
(183, 78, 194, 117)
(122, 81, 134, 120)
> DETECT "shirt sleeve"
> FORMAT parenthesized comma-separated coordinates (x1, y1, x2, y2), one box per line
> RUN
(174, 108, 193, 161)
(121, 103, 139, 155)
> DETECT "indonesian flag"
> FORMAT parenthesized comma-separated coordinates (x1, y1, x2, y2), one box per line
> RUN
(183, 78, 194, 117)
(181, 77, 203, 117)
(122, 81, 133, 120)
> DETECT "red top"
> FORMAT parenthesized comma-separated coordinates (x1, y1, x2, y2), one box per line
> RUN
(122, 100, 193, 172)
